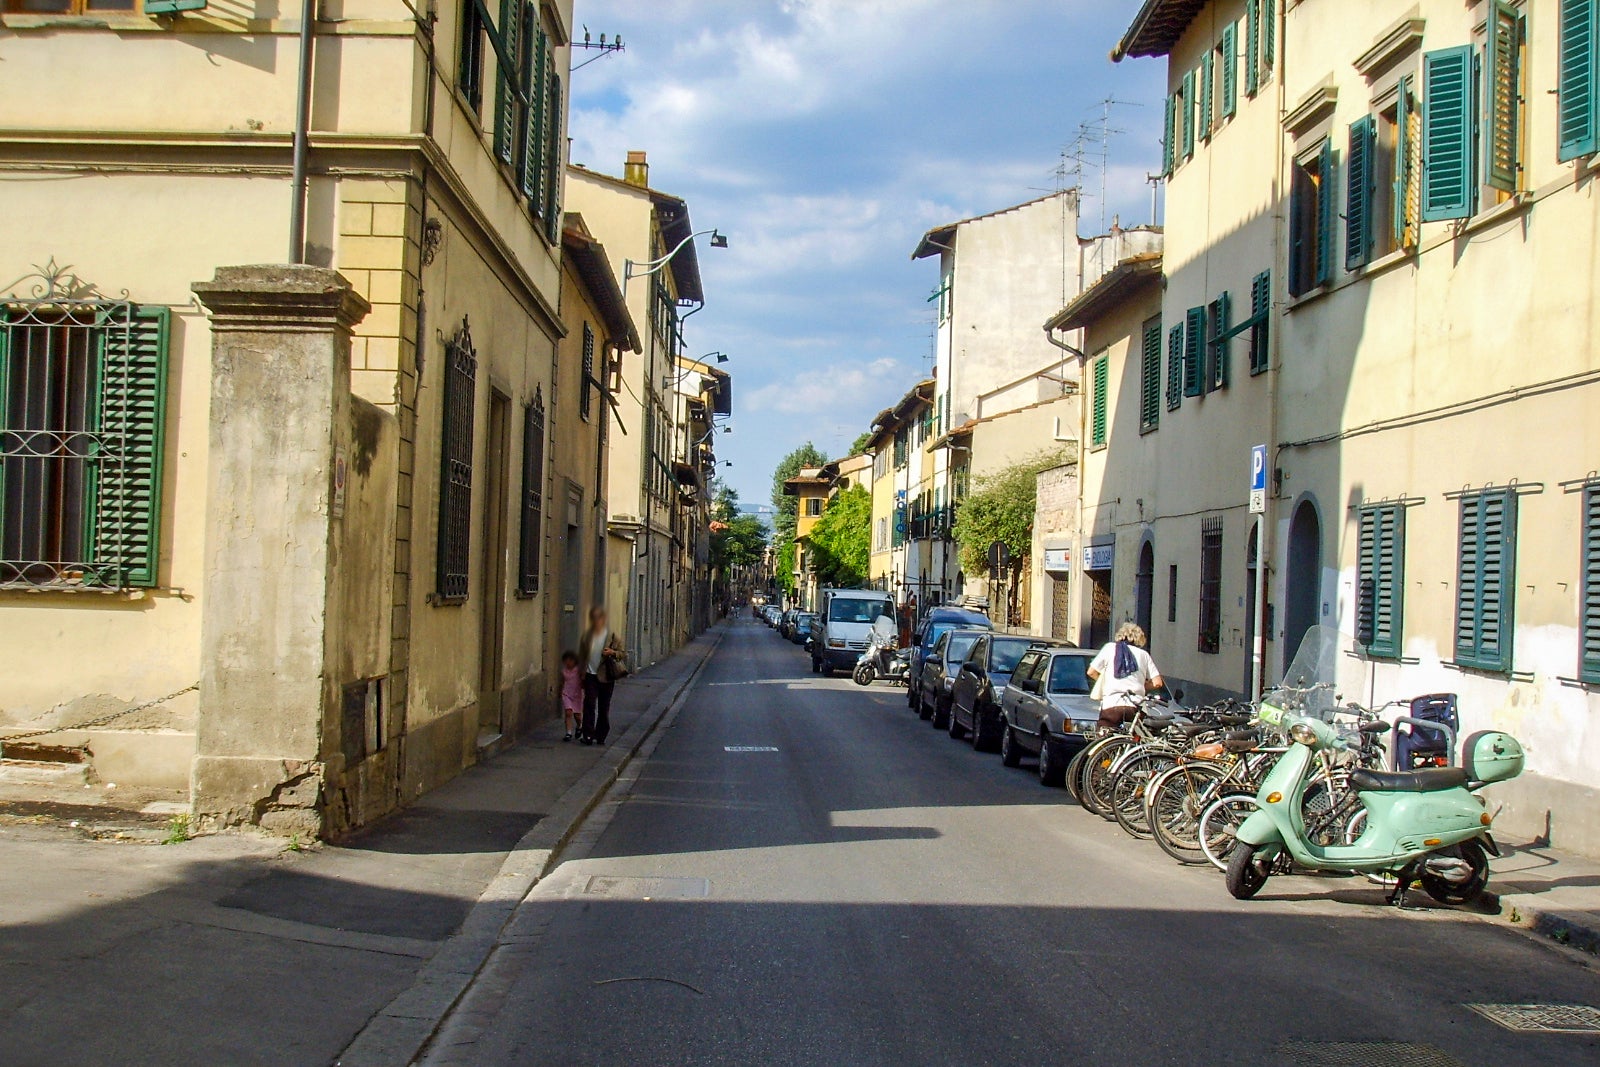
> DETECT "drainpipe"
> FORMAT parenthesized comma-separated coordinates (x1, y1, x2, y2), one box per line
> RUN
(288, 0, 316, 263)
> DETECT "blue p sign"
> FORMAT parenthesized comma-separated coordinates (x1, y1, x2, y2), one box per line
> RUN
(1250, 444, 1267, 493)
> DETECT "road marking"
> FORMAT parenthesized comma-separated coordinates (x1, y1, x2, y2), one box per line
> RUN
(724, 745, 779, 752)
(1467, 1003, 1600, 1033)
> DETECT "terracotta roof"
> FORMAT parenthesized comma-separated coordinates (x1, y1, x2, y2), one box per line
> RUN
(1112, 0, 1207, 61)
(562, 214, 642, 353)
(1043, 253, 1164, 334)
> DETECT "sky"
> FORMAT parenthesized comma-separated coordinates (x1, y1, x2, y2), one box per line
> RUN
(567, 0, 1167, 517)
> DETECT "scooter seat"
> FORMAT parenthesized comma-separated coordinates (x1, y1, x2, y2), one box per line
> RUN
(1349, 766, 1468, 793)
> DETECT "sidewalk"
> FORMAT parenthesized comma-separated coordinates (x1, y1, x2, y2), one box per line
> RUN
(0, 625, 723, 1067)
(1485, 839, 1600, 956)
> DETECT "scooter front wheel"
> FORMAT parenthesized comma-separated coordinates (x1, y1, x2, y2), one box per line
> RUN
(1226, 845, 1273, 900)
(1420, 839, 1490, 906)
(852, 664, 874, 686)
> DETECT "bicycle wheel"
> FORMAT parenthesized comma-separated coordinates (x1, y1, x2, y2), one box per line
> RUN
(1064, 744, 1093, 803)
(1110, 751, 1176, 838)
(1198, 793, 1260, 871)
(1080, 737, 1137, 818)
(1148, 762, 1228, 864)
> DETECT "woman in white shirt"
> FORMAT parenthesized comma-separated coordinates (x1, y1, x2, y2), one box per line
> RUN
(1086, 622, 1164, 731)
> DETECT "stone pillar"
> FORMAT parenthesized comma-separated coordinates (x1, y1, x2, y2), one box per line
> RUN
(190, 266, 370, 837)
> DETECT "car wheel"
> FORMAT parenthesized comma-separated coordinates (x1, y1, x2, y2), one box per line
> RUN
(970, 705, 991, 751)
(1039, 736, 1067, 787)
(947, 701, 968, 739)
(931, 695, 950, 730)
(917, 689, 934, 721)
(1000, 723, 1022, 767)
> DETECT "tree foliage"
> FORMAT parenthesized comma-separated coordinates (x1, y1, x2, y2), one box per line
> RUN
(848, 430, 876, 458)
(951, 449, 1071, 576)
(709, 480, 767, 574)
(805, 486, 871, 588)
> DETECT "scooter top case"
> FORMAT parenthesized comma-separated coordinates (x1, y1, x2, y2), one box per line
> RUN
(1464, 730, 1525, 785)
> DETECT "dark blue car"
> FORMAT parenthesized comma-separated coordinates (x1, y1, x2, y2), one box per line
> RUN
(906, 606, 992, 712)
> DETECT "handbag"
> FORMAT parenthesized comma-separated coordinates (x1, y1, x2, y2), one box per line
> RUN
(604, 640, 631, 682)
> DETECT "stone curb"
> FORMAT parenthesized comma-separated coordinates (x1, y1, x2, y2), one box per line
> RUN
(334, 625, 726, 1067)
(1483, 887, 1600, 956)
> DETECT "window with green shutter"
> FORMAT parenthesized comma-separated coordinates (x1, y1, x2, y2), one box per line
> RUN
(1486, 1, 1524, 192)
(1456, 489, 1517, 672)
(1357, 504, 1405, 658)
(1582, 484, 1600, 683)
(458, 0, 487, 113)
(1315, 137, 1336, 286)
(517, 389, 545, 596)
(1200, 51, 1215, 140)
(492, 0, 524, 166)
(1245, 0, 1261, 97)
(1393, 76, 1421, 248)
(1090, 354, 1109, 449)
(1560, 0, 1599, 161)
(1166, 325, 1183, 411)
(1220, 22, 1238, 120)
(1421, 45, 1476, 222)
(1, 301, 169, 590)
(1205, 292, 1230, 393)
(1261, 0, 1275, 77)
(1183, 306, 1204, 398)
(523, 27, 549, 203)
(1139, 316, 1161, 433)
(1181, 68, 1196, 159)
(1248, 270, 1271, 374)
(543, 69, 565, 243)
(1289, 142, 1334, 295)
(1346, 116, 1376, 270)
(1163, 93, 1177, 175)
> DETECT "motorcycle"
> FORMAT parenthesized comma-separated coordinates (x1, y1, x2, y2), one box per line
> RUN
(853, 618, 911, 687)
(1226, 626, 1525, 908)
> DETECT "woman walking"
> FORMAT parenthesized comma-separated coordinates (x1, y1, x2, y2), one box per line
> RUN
(1086, 622, 1164, 732)
(578, 606, 626, 745)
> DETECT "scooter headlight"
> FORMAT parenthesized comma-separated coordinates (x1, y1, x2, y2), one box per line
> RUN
(1289, 722, 1319, 746)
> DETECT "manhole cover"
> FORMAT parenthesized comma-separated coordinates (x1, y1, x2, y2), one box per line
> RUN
(583, 875, 710, 900)
(1467, 1003, 1600, 1033)
(724, 746, 778, 752)
(1277, 1042, 1462, 1067)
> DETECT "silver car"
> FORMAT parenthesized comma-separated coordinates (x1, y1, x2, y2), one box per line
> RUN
(999, 646, 1095, 787)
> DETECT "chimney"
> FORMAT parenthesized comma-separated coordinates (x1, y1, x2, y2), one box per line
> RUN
(624, 150, 649, 187)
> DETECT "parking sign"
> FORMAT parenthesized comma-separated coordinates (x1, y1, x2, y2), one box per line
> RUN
(1249, 444, 1267, 513)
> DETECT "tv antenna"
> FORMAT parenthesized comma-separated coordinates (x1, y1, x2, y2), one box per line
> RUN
(573, 25, 626, 71)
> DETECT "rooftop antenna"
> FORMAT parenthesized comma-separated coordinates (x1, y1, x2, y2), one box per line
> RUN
(1078, 97, 1140, 235)
(573, 25, 626, 71)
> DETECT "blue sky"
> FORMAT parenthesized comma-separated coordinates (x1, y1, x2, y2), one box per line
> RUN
(568, 0, 1166, 515)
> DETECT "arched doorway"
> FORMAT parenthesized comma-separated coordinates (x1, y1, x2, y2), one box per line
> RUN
(1134, 540, 1155, 643)
(1284, 500, 1321, 672)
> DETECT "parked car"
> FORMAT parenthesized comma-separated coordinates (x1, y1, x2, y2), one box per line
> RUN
(917, 627, 989, 729)
(778, 609, 798, 639)
(998, 646, 1098, 786)
(763, 606, 781, 627)
(906, 606, 992, 712)
(949, 634, 1061, 751)
(791, 612, 819, 646)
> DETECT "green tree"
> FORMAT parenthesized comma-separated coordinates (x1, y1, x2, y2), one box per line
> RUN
(848, 430, 876, 457)
(951, 449, 1072, 577)
(806, 485, 871, 587)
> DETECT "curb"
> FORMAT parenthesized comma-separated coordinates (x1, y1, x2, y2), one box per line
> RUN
(1483, 887, 1600, 956)
(334, 625, 725, 1067)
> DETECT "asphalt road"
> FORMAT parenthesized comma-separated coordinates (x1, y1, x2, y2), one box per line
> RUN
(426, 618, 1600, 1067)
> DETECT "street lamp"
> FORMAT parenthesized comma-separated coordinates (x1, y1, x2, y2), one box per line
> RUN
(623, 228, 728, 297)
(701, 351, 730, 364)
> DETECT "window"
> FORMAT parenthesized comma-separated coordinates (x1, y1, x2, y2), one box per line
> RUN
(1205, 292, 1230, 393)
(1165, 324, 1183, 411)
(436, 320, 478, 602)
(805, 497, 822, 517)
(458, 0, 487, 114)
(1345, 116, 1376, 270)
(1, 302, 169, 589)
(1181, 68, 1197, 160)
(1198, 518, 1222, 654)
(1376, 78, 1420, 256)
(466, 0, 565, 238)
(1245, 0, 1272, 96)
(893, 427, 909, 469)
(1420, 45, 1475, 221)
(1183, 306, 1204, 398)
(1048, 654, 1092, 695)
(876, 516, 887, 551)
(1220, 22, 1239, 120)
(580, 323, 595, 421)
(1456, 489, 1517, 672)
(1484, 2, 1524, 194)
(1163, 92, 1177, 175)
(1139, 316, 1161, 433)
(1247, 270, 1271, 374)
(1289, 139, 1335, 296)
(1582, 484, 1600, 683)
(1199, 50, 1215, 141)
(517, 390, 545, 595)
(1167, 563, 1179, 624)
(1560, 0, 1599, 160)
(1357, 504, 1405, 658)
(1089, 354, 1109, 449)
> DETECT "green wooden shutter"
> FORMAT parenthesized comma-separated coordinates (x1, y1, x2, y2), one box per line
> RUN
(1245, 0, 1260, 96)
(144, 0, 207, 12)
(94, 307, 170, 588)
(1163, 93, 1177, 175)
(492, 0, 522, 166)
(1486, 1, 1522, 192)
(1249, 270, 1271, 374)
(1315, 137, 1336, 286)
(1560, 0, 1600, 161)
(1140, 318, 1161, 432)
(1393, 77, 1414, 246)
(1456, 490, 1517, 672)
(1358, 505, 1405, 658)
(1206, 291, 1231, 392)
(1166, 325, 1183, 410)
(1261, 0, 1275, 75)
(1183, 306, 1204, 398)
(1421, 46, 1476, 222)
(521, 27, 548, 202)
(1200, 51, 1215, 140)
(1346, 116, 1375, 269)
(1181, 69, 1196, 159)
(544, 70, 564, 244)
(1221, 22, 1238, 119)
(1090, 356, 1108, 447)
(1582, 485, 1600, 683)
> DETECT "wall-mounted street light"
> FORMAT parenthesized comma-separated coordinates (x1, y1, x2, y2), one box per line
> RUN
(623, 228, 728, 297)
(701, 351, 730, 364)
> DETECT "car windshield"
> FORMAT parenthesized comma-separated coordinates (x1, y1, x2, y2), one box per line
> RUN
(946, 633, 979, 663)
(1048, 655, 1093, 694)
(829, 597, 894, 624)
(988, 639, 1033, 674)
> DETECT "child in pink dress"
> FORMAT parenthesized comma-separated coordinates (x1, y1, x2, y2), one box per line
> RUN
(560, 651, 582, 742)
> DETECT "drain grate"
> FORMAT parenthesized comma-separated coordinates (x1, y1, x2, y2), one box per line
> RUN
(1277, 1042, 1462, 1067)
(1467, 1003, 1600, 1033)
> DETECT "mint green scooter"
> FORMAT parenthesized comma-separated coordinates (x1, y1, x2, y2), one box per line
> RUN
(1225, 628, 1525, 908)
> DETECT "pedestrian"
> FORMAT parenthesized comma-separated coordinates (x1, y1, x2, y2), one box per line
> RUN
(1086, 622, 1164, 732)
(559, 650, 581, 742)
(578, 606, 627, 746)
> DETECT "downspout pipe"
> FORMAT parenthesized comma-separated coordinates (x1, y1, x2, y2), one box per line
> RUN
(1043, 323, 1089, 365)
(289, 0, 316, 264)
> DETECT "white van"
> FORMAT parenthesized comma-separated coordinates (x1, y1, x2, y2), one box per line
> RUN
(812, 588, 897, 675)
